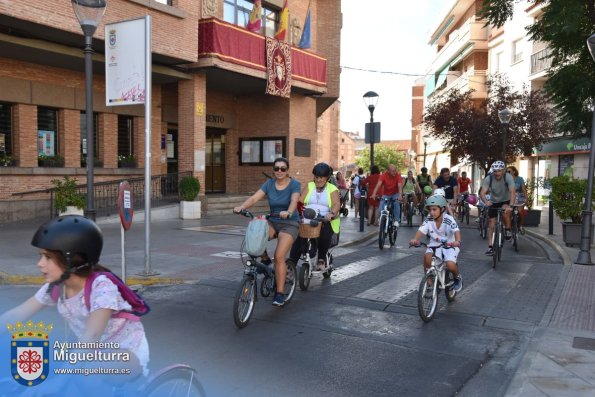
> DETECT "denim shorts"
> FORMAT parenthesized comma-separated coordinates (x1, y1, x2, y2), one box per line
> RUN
(269, 220, 299, 240)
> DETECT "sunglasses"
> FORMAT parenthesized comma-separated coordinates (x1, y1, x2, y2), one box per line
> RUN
(273, 166, 287, 172)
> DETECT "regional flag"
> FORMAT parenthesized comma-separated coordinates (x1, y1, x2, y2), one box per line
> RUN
(246, 0, 262, 32)
(274, 0, 288, 41)
(298, 4, 311, 49)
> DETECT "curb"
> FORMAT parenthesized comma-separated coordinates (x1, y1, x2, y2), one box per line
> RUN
(524, 229, 573, 266)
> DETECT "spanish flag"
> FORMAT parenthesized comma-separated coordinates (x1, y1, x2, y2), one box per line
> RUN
(246, 0, 262, 33)
(274, 0, 288, 41)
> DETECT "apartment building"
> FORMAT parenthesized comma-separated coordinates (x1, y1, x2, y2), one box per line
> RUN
(411, 0, 488, 186)
(0, 0, 341, 222)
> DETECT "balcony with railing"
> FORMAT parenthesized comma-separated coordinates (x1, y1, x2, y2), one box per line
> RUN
(530, 47, 552, 75)
(196, 18, 327, 94)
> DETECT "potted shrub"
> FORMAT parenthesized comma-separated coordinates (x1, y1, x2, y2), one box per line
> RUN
(52, 176, 85, 216)
(550, 175, 595, 247)
(118, 154, 136, 168)
(0, 153, 16, 167)
(524, 177, 543, 226)
(179, 175, 201, 219)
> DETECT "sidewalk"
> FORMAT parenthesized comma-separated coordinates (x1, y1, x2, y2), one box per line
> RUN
(504, 206, 595, 396)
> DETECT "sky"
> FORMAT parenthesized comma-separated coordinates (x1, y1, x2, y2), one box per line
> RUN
(339, 0, 439, 141)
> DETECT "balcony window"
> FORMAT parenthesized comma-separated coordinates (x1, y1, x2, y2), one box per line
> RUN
(118, 115, 134, 158)
(224, 0, 278, 37)
(511, 39, 523, 64)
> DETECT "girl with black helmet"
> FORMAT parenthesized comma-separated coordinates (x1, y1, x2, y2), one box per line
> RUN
(409, 195, 463, 292)
(0, 215, 149, 382)
(290, 162, 341, 271)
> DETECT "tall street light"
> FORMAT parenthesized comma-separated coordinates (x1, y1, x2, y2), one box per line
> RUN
(72, 0, 107, 221)
(498, 108, 512, 162)
(575, 34, 595, 265)
(422, 134, 430, 167)
(363, 91, 379, 170)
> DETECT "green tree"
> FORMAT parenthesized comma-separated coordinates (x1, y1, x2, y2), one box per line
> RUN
(355, 144, 407, 173)
(423, 74, 556, 174)
(480, 0, 595, 135)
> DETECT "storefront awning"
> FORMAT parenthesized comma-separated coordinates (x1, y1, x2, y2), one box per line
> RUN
(532, 136, 592, 156)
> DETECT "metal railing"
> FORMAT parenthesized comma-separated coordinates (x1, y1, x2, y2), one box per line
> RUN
(12, 172, 191, 219)
(531, 48, 552, 74)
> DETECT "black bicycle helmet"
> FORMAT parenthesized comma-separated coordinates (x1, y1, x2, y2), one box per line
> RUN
(312, 162, 332, 177)
(31, 215, 103, 266)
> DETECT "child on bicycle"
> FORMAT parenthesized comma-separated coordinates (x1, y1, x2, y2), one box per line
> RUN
(409, 195, 463, 292)
(0, 215, 150, 383)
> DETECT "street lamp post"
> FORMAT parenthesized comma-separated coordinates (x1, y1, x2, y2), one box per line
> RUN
(498, 108, 512, 162)
(422, 135, 430, 167)
(575, 34, 595, 265)
(71, 0, 107, 221)
(363, 91, 379, 170)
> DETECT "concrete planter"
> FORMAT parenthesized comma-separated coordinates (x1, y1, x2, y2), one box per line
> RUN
(180, 200, 201, 219)
(562, 222, 594, 247)
(524, 209, 541, 227)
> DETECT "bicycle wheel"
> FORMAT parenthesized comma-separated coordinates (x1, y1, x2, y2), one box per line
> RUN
(283, 259, 297, 304)
(512, 213, 519, 252)
(322, 253, 333, 279)
(406, 202, 413, 227)
(378, 215, 387, 250)
(445, 271, 456, 302)
(298, 261, 310, 291)
(233, 276, 256, 328)
(389, 219, 397, 246)
(480, 213, 488, 239)
(497, 223, 504, 261)
(465, 204, 470, 224)
(143, 365, 206, 397)
(492, 227, 499, 269)
(418, 271, 438, 322)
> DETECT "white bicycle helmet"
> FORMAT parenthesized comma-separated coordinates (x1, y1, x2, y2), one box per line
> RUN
(491, 160, 505, 171)
(434, 188, 446, 197)
(425, 195, 447, 209)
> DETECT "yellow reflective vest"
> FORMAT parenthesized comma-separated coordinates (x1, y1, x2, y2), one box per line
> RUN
(303, 181, 340, 234)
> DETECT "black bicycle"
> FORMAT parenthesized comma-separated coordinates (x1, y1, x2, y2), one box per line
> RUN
(233, 210, 297, 328)
(478, 205, 489, 239)
(378, 197, 398, 250)
(491, 207, 507, 269)
(403, 193, 416, 227)
(510, 204, 523, 252)
(457, 193, 470, 225)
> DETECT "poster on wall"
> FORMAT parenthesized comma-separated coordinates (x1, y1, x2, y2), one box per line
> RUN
(37, 130, 55, 156)
(263, 140, 283, 163)
(241, 141, 260, 163)
(0, 133, 5, 153)
(105, 17, 146, 106)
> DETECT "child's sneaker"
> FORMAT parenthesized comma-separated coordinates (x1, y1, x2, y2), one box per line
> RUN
(453, 275, 463, 292)
(272, 293, 285, 307)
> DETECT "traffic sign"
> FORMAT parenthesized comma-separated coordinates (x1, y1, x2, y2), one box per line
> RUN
(118, 181, 133, 230)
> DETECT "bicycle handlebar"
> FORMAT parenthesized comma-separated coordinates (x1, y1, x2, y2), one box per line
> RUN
(409, 241, 458, 249)
(233, 209, 281, 219)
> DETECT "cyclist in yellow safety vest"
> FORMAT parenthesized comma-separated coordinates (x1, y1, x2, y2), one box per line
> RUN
(290, 163, 341, 271)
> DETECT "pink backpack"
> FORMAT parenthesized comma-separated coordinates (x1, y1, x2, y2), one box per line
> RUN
(50, 271, 150, 321)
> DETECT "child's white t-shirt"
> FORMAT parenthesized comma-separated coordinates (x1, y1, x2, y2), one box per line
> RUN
(35, 274, 150, 375)
(418, 213, 460, 247)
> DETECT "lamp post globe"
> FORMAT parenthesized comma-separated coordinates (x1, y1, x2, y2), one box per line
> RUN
(422, 134, 430, 167)
(498, 108, 512, 162)
(363, 91, 379, 170)
(72, 0, 107, 221)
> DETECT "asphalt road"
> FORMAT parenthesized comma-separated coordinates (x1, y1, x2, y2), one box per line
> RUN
(0, 221, 563, 397)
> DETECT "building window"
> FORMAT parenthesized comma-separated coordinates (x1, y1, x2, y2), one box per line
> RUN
(223, 0, 279, 37)
(37, 107, 59, 157)
(118, 115, 134, 157)
(80, 112, 99, 165)
(511, 39, 523, 64)
(0, 103, 12, 157)
(154, 0, 172, 5)
(239, 137, 285, 165)
(495, 51, 503, 73)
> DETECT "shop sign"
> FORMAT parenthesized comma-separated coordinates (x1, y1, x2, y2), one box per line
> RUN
(206, 113, 234, 128)
(533, 136, 592, 155)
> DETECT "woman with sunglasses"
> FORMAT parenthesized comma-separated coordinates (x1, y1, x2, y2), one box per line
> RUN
(234, 157, 301, 307)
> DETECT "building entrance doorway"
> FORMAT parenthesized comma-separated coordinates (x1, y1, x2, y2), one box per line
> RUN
(206, 128, 226, 193)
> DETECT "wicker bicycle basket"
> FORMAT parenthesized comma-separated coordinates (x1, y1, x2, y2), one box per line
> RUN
(299, 222, 321, 238)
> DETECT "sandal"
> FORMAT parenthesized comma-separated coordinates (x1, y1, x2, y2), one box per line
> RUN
(317, 259, 327, 271)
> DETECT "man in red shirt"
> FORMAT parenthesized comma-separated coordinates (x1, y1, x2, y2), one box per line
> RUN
(371, 164, 404, 227)
(456, 171, 472, 216)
